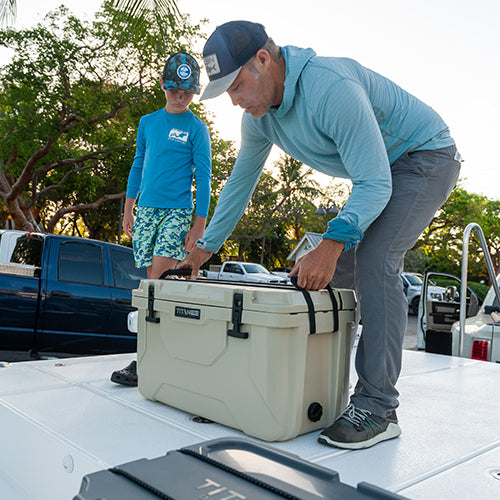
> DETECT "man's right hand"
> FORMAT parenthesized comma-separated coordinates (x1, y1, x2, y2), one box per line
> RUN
(178, 246, 213, 280)
(288, 238, 344, 290)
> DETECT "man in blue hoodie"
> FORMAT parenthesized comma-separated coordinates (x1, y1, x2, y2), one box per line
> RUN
(179, 21, 461, 449)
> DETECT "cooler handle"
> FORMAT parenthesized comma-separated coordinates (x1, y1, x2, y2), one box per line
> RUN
(325, 284, 339, 333)
(290, 276, 316, 334)
(158, 268, 192, 279)
(290, 277, 339, 334)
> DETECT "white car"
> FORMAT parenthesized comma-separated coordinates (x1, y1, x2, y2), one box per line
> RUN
(402, 271, 446, 314)
(450, 274, 500, 362)
(271, 267, 292, 284)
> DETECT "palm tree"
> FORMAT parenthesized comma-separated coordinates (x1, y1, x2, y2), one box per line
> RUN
(0, 0, 16, 27)
(110, 1, 180, 49)
(1, 1, 179, 29)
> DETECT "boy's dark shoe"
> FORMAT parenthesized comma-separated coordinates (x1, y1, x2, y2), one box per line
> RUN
(110, 360, 138, 387)
(318, 403, 401, 450)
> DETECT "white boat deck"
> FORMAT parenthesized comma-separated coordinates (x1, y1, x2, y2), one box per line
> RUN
(1, 350, 499, 499)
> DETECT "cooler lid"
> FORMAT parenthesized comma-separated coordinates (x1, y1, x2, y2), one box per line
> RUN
(132, 278, 356, 314)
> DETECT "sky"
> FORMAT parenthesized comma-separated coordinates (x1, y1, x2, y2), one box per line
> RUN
(2, 0, 499, 200)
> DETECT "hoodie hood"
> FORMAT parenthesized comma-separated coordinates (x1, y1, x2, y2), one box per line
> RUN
(275, 46, 316, 118)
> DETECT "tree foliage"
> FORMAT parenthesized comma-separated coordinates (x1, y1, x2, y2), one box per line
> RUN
(0, 0, 182, 32)
(0, 3, 201, 235)
(211, 155, 326, 266)
(1, 4, 498, 279)
(408, 184, 500, 285)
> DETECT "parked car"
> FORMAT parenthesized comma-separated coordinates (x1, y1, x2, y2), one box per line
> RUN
(271, 267, 292, 283)
(200, 261, 288, 284)
(450, 274, 500, 362)
(402, 271, 446, 314)
(0, 232, 146, 355)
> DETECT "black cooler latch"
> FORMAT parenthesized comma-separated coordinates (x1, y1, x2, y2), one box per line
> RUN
(145, 284, 160, 323)
(227, 292, 248, 339)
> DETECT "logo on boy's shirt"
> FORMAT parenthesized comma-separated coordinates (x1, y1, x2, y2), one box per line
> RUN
(168, 128, 189, 143)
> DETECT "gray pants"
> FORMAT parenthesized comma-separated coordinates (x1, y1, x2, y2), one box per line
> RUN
(331, 145, 461, 419)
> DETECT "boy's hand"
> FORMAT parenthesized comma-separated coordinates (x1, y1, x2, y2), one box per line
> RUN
(122, 197, 136, 239)
(122, 211, 135, 239)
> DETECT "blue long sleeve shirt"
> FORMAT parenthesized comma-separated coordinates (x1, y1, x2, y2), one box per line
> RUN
(198, 46, 454, 252)
(126, 108, 212, 217)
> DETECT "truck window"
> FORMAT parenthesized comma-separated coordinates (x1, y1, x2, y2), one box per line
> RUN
(111, 248, 146, 289)
(11, 234, 43, 266)
(242, 263, 270, 274)
(58, 242, 104, 285)
(405, 273, 423, 286)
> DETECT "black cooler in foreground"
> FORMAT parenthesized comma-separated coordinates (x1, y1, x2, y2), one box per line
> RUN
(74, 438, 406, 500)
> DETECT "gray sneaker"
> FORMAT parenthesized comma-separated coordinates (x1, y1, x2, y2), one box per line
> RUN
(318, 403, 401, 450)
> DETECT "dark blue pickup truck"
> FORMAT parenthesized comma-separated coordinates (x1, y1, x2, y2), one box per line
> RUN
(0, 232, 146, 355)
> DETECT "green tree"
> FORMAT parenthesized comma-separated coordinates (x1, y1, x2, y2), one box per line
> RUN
(0, 0, 180, 31)
(0, 4, 201, 235)
(403, 247, 430, 274)
(218, 155, 323, 265)
(412, 184, 499, 283)
(480, 199, 500, 278)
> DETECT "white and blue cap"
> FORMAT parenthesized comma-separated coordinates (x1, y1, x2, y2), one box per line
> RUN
(162, 52, 200, 94)
(200, 21, 268, 101)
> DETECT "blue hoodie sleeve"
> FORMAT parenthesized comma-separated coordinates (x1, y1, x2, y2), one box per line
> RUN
(197, 116, 273, 253)
(318, 79, 393, 249)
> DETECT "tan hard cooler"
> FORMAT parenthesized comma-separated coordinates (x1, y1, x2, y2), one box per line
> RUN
(133, 279, 357, 441)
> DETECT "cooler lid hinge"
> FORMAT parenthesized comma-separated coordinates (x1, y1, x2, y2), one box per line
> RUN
(227, 292, 248, 339)
(145, 284, 160, 324)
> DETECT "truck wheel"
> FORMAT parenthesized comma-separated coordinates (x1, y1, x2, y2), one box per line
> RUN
(411, 297, 420, 315)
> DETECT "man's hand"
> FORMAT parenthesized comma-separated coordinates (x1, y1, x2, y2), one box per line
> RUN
(178, 246, 213, 280)
(288, 239, 344, 290)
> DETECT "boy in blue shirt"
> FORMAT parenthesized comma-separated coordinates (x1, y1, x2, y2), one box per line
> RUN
(179, 21, 461, 449)
(123, 52, 211, 279)
(112, 53, 211, 386)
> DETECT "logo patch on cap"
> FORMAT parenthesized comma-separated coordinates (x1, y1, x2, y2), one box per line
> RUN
(204, 54, 221, 77)
(177, 64, 191, 80)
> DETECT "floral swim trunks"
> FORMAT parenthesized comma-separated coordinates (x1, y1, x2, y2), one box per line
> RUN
(132, 207, 192, 268)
